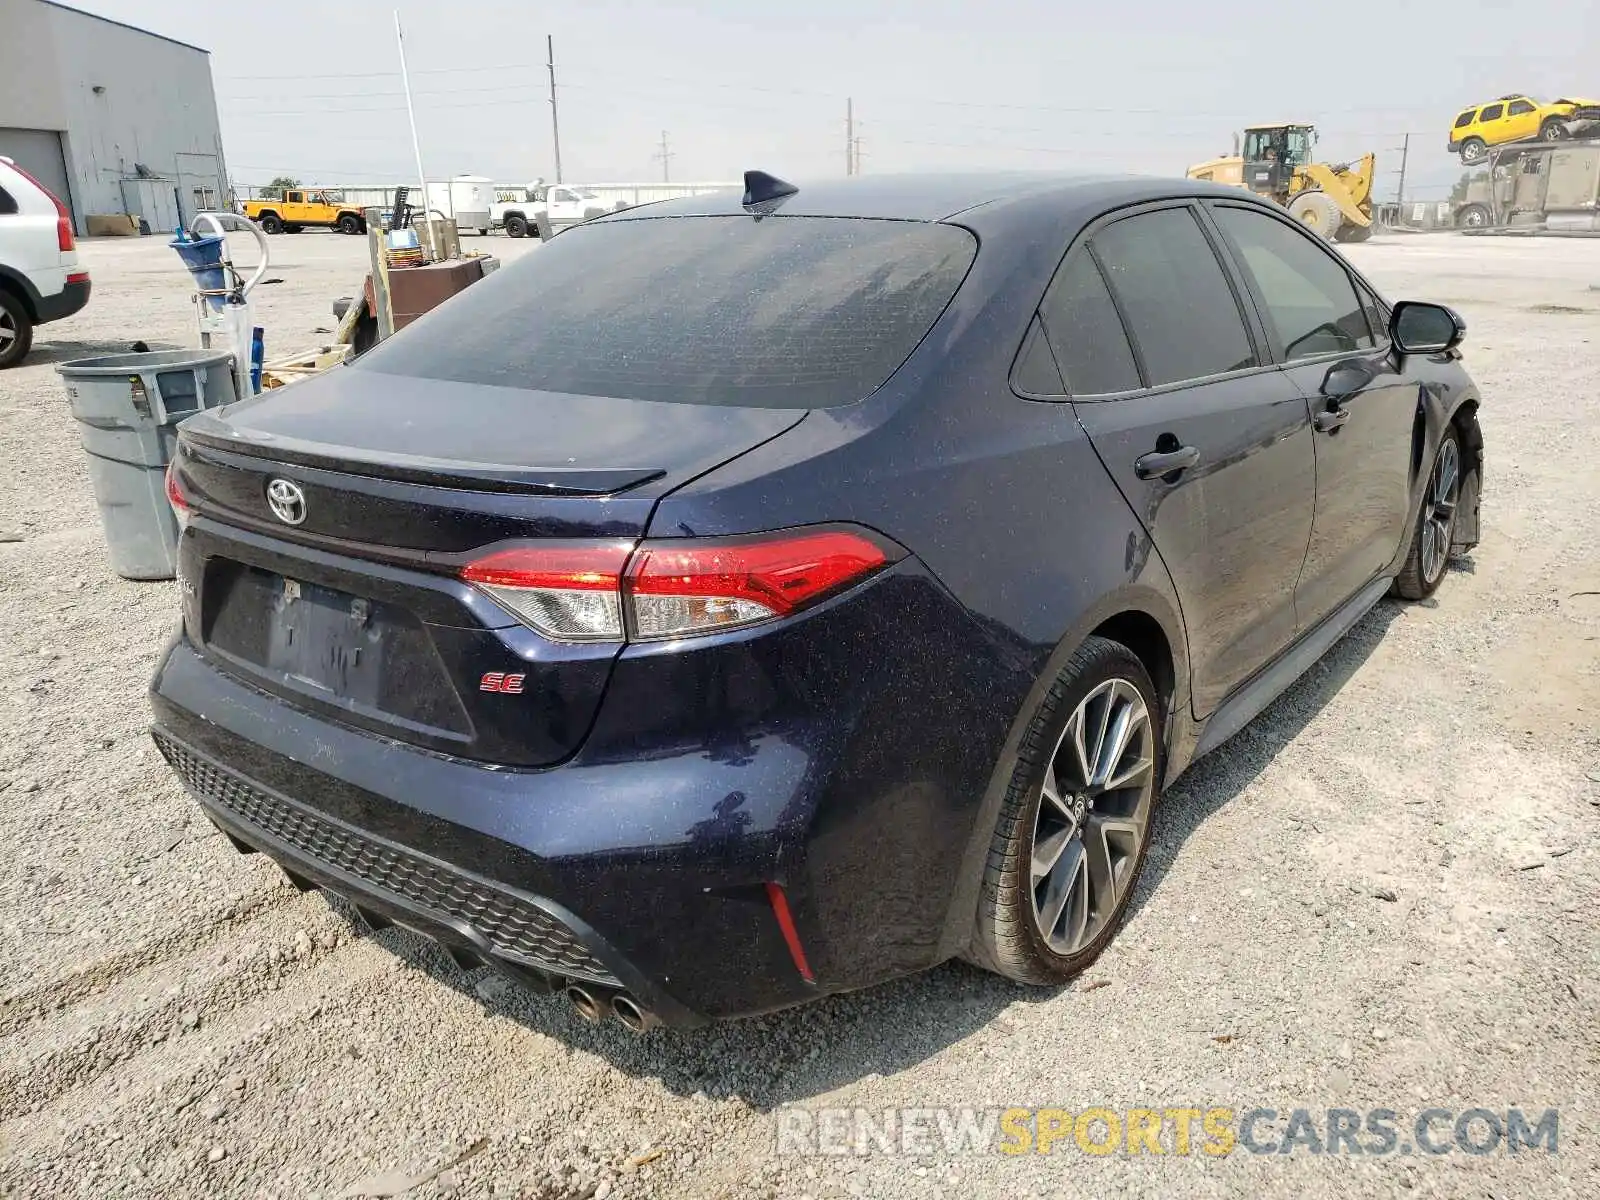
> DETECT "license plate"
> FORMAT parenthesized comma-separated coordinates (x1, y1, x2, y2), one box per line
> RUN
(266, 576, 384, 704)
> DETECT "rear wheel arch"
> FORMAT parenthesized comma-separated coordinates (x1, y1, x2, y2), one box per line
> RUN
(1090, 609, 1177, 726)
(0, 270, 40, 321)
(936, 588, 1193, 963)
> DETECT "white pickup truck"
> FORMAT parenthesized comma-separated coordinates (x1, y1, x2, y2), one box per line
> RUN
(491, 184, 623, 239)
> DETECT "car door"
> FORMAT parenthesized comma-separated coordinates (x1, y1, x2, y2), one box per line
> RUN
(1051, 204, 1317, 718)
(1504, 97, 1540, 141)
(1208, 202, 1418, 633)
(1476, 101, 1508, 145)
(549, 187, 578, 222)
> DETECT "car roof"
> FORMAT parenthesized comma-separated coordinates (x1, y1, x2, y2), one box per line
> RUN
(601, 171, 1267, 225)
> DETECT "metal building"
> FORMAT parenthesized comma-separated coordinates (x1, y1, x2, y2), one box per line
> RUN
(0, 0, 229, 236)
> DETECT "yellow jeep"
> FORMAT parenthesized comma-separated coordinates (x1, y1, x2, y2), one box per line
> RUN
(1448, 95, 1600, 164)
(241, 189, 367, 236)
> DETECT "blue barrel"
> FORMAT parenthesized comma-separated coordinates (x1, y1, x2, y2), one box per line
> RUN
(170, 233, 229, 313)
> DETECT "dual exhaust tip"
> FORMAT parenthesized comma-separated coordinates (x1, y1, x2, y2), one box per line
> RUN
(566, 983, 654, 1033)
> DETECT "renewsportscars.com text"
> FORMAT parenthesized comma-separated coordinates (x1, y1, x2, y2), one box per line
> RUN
(775, 1106, 1559, 1158)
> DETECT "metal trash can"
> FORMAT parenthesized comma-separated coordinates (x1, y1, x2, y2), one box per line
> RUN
(57, 348, 238, 580)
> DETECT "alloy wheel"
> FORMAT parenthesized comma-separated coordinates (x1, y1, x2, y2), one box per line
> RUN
(1420, 438, 1460, 585)
(1029, 678, 1155, 956)
(0, 311, 15, 353)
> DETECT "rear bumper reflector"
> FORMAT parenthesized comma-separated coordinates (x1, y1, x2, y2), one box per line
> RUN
(765, 881, 815, 983)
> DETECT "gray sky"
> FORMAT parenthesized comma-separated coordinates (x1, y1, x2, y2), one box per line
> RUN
(70, 0, 1600, 201)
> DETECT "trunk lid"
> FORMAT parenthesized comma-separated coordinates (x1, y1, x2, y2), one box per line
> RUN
(175, 368, 805, 766)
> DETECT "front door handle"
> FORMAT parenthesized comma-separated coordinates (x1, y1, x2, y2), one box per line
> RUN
(1134, 445, 1200, 479)
(1313, 407, 1351, 433)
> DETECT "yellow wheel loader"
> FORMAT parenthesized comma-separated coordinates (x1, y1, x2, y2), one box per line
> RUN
(1187, 124, 1376, 243)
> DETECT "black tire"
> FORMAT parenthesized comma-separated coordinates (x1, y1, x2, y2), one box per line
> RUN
(1539, 118, 1567, 142)
(1393, 428, 1463, 601)
(338, 212, 361, 235)
(967, 635, 1162, 985)
(1459, 138, 1487, 165)
(259, 213, 283, 235)
(1335, 222, 1374, 243)
(0, 288, 35, 369)
(505, 214, 527, 239)
(1457, 203, 1491, 229)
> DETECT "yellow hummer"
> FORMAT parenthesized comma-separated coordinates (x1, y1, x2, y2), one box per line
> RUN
(1187, 124, 1376, 243)
(240, 188, 367, 236)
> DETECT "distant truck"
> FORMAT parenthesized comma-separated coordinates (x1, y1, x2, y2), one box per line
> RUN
(240, 189, 367, 236)
(491, 183, 625, 239)
(1455, 139, 1600, 231)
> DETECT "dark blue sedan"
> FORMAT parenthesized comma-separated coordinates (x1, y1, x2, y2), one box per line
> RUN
(152, 171, 1484, 1028)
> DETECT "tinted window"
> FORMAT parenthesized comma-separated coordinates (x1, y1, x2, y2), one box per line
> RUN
(0, 186, 15, 216)
(1091, 208, 1256, 386)
(1355, 281, 1389, 344)
(1481, 103, 1504, 121)
(1037, 251, 1140, 394)
(357, 216, 976, 408)
(1012, 317, 1065, 395)
(1508, 99, 1535, 115)
(1213, 206, 1374, 360)
(1454, 111, 1475, 129)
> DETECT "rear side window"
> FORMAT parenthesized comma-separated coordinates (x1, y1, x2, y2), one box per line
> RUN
(1454, 111, 1475, 129)
(1508, 99, 1535, 115)
(1481, 103, 1504, 121)
(1212, 206, 1374, 360)
(1090, 208, 1257, 387)
(1037, 251, 1139, 394)
(357, 216, 977, 408)
(0, 185, 15, 216)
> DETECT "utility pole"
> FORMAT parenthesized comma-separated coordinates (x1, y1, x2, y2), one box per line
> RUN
(547, 34, 563, 185)
(653, 130, 674, 183)
(853, 134, 864, 176)
(846, 98, 854, 176)
(1394, 132, 1411, 211)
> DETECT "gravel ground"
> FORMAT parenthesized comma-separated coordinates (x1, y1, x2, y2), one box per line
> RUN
(0, 230, 1596, 1200)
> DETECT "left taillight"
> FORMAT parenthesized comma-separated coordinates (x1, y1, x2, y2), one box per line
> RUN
(458, 527, 895, 644)
(165, 461, 191, 530)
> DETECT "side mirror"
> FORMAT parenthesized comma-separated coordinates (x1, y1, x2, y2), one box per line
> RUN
(1390, 301, 1466, 354)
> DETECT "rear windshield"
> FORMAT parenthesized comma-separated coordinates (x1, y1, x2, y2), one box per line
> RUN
(355, 215, 977, 408)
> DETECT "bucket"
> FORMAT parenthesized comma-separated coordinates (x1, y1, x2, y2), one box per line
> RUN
(170, 233, 229, 313)
(57, 349, 238, 580)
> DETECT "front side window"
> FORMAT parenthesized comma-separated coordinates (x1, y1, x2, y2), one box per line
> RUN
(1508, 99, 1535, 115)
(1212, 206, 1374, 361)
(1090, 208, 1256, 387)
(357, 216, 977, 408)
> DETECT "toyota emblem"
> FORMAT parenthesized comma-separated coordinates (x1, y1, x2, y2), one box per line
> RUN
(266, 478, 307, 526)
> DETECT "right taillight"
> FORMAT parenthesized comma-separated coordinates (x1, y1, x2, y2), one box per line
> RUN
(625, 529, 890, 641)
(458, 528, 894, 644)
(7, 160, 75, 251)
(460, 542, 635, 642)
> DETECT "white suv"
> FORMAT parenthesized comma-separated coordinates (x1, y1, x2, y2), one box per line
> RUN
(0, 156, 91, 369)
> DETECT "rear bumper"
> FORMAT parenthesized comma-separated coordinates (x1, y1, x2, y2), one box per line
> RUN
(149, 557, 1026, 1022)
(36, 277, 90, 324)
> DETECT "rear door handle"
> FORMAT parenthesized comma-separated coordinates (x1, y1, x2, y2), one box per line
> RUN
(1134, 445, 1200, 479)
(1313, 407, 1351, 433)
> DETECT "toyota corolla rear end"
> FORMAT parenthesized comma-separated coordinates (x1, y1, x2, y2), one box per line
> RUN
(149, 201, 988, 1025)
